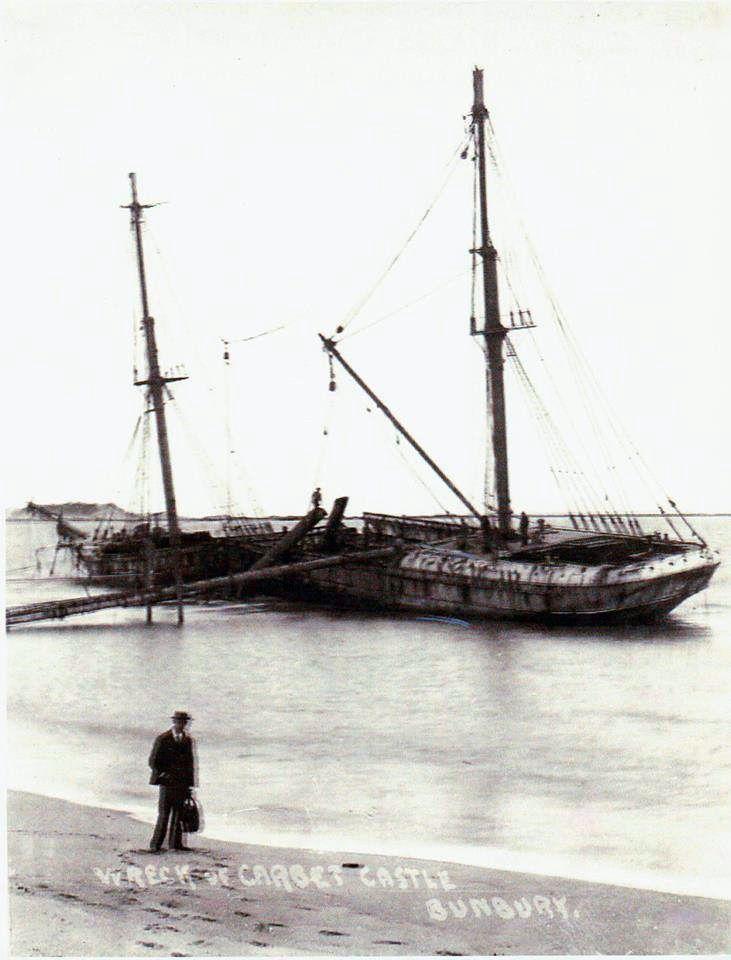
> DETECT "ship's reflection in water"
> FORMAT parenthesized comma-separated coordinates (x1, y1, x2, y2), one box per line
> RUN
(6, 518, 730, 899)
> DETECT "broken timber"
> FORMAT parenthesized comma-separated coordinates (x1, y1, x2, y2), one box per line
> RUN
(5, 546, 399, 627)
(248, 507, 326, 571)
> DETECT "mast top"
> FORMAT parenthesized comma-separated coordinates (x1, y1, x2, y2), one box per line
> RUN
(472, 67, 488, 120)
(121, 172, 160, 226)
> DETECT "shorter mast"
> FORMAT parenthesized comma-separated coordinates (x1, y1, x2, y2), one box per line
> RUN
(123, 172, 186, 538)
(320, 335, 482, 520)
(123, 172, 187, 624)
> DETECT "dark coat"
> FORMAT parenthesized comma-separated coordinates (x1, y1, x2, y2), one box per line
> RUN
(148, 730, 195, 787)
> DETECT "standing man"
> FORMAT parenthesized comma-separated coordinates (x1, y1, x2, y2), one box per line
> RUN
(480, 515, 493, 552)
(519, 511, 530, 546)
(149, 711, 196, 852)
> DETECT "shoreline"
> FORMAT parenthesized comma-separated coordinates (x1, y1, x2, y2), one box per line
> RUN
(9, 776, 731, 904)
(8, 789, 731, 956)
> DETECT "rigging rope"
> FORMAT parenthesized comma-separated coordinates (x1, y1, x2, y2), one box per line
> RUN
(88, 410, 148, 539)
(340, 269, 471, 342)
(134, 400, 151, 520)
(499, 338, 598, 523)
(228, 325, 286, 344)
(332, 135, 471, 339)
(312, 353, 337, 491)
(164, 387, 264, 518)
(480, 115, 687, 534)
(163, 389, 228, 515)
(391, 431, 453, 517)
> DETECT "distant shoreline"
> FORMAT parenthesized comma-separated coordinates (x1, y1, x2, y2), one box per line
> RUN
(7, 512, 731, 523)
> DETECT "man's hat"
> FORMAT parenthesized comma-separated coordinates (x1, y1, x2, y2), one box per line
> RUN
(171, 711, 192, 722)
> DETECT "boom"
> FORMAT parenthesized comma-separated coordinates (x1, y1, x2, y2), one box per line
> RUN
(319, 335, 482, 520)
(26, 502, 87, 541)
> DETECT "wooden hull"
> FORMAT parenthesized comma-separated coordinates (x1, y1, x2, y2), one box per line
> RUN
(74, 521, 719, 625)
(285, 545, 719, 623)
(77, 532, 268, 588)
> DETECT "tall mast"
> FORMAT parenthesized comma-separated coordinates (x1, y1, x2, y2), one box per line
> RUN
(123, 172, 182, 538)
(471, 68, 511, 535)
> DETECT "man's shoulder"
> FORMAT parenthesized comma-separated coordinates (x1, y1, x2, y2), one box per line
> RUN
(154, 730, 173, 743)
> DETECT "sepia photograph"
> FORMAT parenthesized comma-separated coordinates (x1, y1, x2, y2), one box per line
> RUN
(3, 1, 731, 955)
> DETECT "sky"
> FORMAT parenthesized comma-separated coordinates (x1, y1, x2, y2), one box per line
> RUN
(2, 1, 730, 517)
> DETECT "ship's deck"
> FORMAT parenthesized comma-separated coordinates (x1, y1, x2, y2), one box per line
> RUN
(358, 513, 699, 567)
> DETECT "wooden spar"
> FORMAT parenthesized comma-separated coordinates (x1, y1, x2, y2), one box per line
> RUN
(319, 335, 482, 521)
(26, 502, 87, 541)
(248, 507, 326, 571)
(322, 496, 349, 552)
(471, 69, 512, 536)
(122, 172, 186, 623)
(123, 174, 181, 540)
(6, 546, 400, 626)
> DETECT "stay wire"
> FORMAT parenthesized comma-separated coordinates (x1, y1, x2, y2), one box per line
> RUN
(340, 268, 472, 342)
(485, 114, 649, 506)
(500, 328, 612, 527)
(165, 386, 265, 518)
(484, 116, 660, 531)
(501, 339, 598, 522)
(391, 429, 453, 517)
(164, 388, 230, 516)
(333, 135, 471, 338)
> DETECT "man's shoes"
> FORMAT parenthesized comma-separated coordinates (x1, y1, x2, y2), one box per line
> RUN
(173, 845, 192, 851)
(149, 845, 162, 852)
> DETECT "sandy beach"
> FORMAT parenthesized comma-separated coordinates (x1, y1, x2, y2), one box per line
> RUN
(7, 789, 731, 956)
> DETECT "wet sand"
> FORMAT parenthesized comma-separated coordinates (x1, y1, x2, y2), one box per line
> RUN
(7, 789, 730, 955)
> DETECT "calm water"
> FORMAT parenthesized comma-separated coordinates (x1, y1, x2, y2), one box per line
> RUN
(5, 517, 731, 899)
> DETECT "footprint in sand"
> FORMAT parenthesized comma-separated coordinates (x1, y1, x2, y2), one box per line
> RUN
(192, 916, 217, 923)
(255, 922, 286, 932)
(319, 930, 348, 937)
(248, 941, 269, 948)
(136, 941, 163, 950)
(374, 941, 404, 946)
(234, 911, 251, 918)
(436, 951, 464, 956)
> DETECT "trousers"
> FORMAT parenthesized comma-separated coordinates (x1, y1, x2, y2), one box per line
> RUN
(150, 785, 188, 850)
